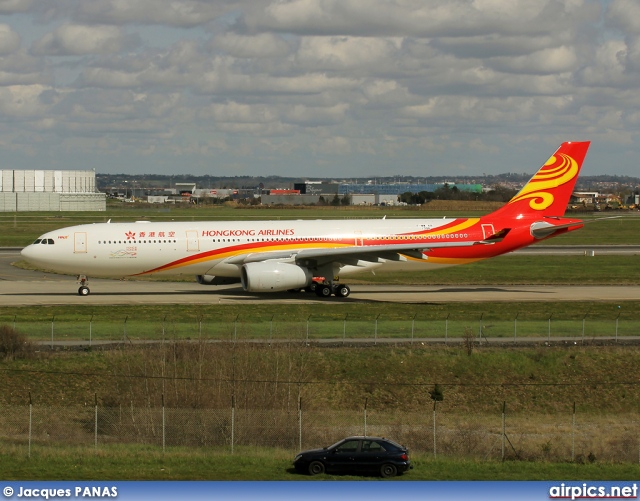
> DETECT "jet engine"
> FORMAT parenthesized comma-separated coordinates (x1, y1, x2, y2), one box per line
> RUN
(241, 262, 312, 292)
(196, 275, 241, 285)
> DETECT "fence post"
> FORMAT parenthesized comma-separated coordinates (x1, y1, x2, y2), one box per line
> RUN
(433, 400, 437, 459)
(411, 314, 416, 345)
(231, 395, 235, 455)
(270, 315, 274, 347)
(363, 398, 368, 437)
(51, 315, 55, 350)
(306, 315, 311, 346)
(582, 314, 587, 344)
(571, 401, 575, 462)
(89, 315, 93, 347)
(548, 314, 552, 343)
(343, 314, 348, 345)
(298, 397, 302, 452)
(445, 314, 449, 344)
(501, 401, 506, 461)
(616, 312, 620, 343)
(374, 314, 380, 345)
(123, 316, 128, 343)
(94, 393, 98, 453)
(514, 313, 518, 343)
(233, 314, 239, 344)
(28, 392, 32, 458)
(162, 394, 166, 454)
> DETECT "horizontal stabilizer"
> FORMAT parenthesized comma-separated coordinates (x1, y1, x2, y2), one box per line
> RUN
(530, 220, 583, 239)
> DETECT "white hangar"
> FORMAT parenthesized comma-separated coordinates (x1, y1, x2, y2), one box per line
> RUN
(0, 170, 105, 211)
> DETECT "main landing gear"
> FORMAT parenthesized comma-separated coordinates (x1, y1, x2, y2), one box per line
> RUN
(77, 275, 90, 296)
(310, 281, 351, 298)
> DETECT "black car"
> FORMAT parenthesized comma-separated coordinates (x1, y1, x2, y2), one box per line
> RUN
(293, 436, 412, 478)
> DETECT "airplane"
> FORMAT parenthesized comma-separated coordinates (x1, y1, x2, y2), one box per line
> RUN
(21, 141, 590, 299)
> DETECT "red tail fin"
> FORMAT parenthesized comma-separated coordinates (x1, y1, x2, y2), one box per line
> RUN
(490, 141, 590, 219)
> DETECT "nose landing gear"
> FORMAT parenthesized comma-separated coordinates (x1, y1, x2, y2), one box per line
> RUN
(77, 275, 90, 296)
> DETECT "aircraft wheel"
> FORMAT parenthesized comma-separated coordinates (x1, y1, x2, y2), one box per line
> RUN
(315, 285, 332, 297)
(78, 286, 90, 296)
(335, 284, 351, 298)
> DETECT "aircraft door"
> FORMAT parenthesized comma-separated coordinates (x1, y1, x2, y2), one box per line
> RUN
(74, 232, 87, 253)
(186, 230, 200, 252)
(481, 224, 495, 239)
(354, 230, 363, 246)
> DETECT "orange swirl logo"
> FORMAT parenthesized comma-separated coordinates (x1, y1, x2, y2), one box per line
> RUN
(508, 153, 578, 211)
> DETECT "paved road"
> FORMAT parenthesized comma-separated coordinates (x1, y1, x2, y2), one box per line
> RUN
(1, 247, 638, 305)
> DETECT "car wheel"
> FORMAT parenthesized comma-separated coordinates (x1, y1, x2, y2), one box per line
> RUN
(308, 460, 325, 475)
(380, 463, 397, 478)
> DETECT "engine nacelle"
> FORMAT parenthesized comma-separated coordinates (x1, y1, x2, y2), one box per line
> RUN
(241, 262, 312, 292)
(196, 274, 241, 285)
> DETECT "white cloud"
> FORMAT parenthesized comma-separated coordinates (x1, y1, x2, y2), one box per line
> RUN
(213, 32, 293, 58)
(0, 0, 638, 176)
(0, 23, 19, 54)
(31, 24, 139, 56)
(0, 84, 52, 118)
(606, 0, 640, 35)
(75, 0, 233, 27)
(0, 0, 31, 14)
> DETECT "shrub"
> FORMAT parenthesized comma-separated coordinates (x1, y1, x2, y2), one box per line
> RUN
(0, 325, 34, 360)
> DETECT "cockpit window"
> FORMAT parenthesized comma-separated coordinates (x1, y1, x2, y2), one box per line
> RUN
(47, 239, 54, 244)
(34, 238, 55, 245)
(33, 239, 42, 244)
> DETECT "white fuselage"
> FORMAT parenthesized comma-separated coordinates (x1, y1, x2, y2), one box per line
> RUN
(21, 217, 482, 279)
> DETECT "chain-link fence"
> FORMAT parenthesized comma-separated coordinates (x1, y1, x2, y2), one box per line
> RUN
(1, 402, 638, 463)
(2, 313, 637, 345)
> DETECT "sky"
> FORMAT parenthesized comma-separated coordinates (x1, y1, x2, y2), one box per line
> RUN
(1, 0, 640, 178)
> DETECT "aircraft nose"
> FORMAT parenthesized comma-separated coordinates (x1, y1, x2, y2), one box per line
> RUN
(21, 243, 40, 263)
(21, 244, 33, 259)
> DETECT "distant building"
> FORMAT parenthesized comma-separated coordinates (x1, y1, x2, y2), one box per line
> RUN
(0, 169, 105, 211)
(294, 182, 340, 195)
(339, 182, 482, 196)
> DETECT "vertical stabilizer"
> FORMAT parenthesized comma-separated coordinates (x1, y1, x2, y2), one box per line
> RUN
(489, 141, 590, 219)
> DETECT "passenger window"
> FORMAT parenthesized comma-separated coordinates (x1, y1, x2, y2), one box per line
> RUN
(361, 440, 384, 453)
(335, 440, 359, 453)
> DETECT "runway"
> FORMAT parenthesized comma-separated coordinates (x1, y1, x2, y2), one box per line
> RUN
(1, 248, 639, 305)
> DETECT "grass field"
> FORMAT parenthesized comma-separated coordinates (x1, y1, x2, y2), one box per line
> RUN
(1, 445, 639, 480)
(1, 299, 638, 343)
(1, 204, 639, 480)
(1, 204, 639, 247)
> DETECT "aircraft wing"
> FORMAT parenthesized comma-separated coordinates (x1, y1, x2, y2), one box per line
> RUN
(226, 229, 510, 266)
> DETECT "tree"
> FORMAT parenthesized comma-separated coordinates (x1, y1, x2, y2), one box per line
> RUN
(429, 384, 444, 402)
